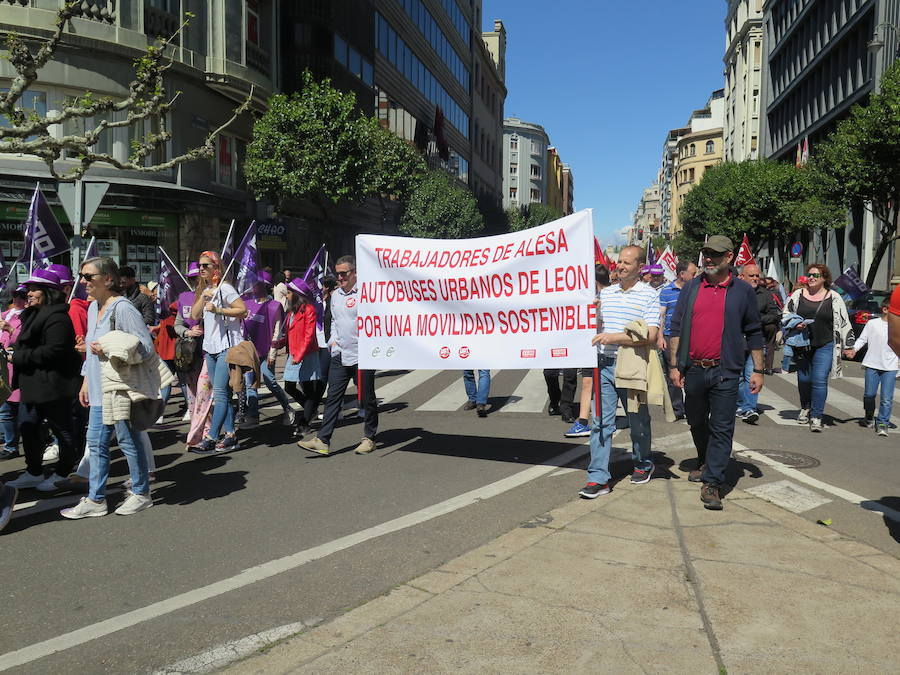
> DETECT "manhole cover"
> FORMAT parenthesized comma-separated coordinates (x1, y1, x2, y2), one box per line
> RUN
(736, 449, 820, 469)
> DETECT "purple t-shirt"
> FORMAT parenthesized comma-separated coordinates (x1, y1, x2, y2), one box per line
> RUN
(177, 291, 199, 329)
(244, 297, 283, 358)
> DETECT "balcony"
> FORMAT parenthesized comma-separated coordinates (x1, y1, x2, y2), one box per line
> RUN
(144, 4, 179, 40)
(246, 40, 271, 77)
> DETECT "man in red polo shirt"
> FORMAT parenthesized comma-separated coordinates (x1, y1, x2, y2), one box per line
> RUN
(667, 235, 765, 510)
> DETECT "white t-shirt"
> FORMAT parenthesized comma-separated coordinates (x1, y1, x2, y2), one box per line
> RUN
(202, 282, 243, 354)
(856, 317, 898, 371)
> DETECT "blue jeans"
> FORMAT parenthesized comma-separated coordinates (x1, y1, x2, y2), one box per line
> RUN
(463, 370, 491, 405)
(684, 364, 739, 487)
(782, 344, 793, 372)
(736, 353, 758, 413)
(587, 359, 652, 484)
(795, 342, 833, 418)
(245, 360, 293, 417)
(205, 350, 235, 438)
(864, 367, 896, 425)
(87, 405, 149, 500)
(0, 401, 18, 453)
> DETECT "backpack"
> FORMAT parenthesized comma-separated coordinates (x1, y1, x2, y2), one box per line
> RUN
(174, 335, 201, 372)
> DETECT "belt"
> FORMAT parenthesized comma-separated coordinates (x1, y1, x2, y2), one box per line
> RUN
(691, 358, 720, 368)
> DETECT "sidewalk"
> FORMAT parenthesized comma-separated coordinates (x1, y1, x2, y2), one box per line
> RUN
(227, 472, 900, 674)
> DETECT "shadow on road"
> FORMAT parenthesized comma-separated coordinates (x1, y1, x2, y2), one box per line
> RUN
(860, 496, 900, 544)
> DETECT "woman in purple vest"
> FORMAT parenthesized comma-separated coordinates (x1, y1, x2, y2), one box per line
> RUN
(173, 262, 202, 421)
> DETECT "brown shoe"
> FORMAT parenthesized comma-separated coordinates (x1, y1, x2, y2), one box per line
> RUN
(298, 437, 330, 455)
(463, 401, 477, 411)
(476, 404, 487, 418)
(700, 484, 723, 510)
(688, 464, 705, 482)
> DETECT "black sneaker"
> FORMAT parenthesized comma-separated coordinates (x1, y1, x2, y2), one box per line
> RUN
(548, 405, 560, 416)
(476, 404, 487, 418)
(630, 465, 655, 484)
(742, 410, 760, 424)
(0, 449, 19, 461)
(700, 484, 723, 510)
(189, 438, 217, 455)
(578, 482, 610, 498)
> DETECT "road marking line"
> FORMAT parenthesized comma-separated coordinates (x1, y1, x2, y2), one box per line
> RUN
(841, 376, 900, 401)
(416, 370, 498, 412)
(0, 441, 590, 672)
(377, 370, 441, 404)
(773, 372, 900, 426)
(745, 480, 832, 513)
(501, 369, 549, 413)
(733, 443, 900, 523)
(756, 388, 800, 425)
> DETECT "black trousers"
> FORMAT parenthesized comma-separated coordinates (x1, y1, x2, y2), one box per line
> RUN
(659, 349, 684, 417)
(317, 353, 378, 444)
(19, 398, 77, 478)
(684, 365, 739, 487)
(543, 368, 577, 415)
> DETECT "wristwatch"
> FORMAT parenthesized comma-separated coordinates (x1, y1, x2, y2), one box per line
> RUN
(753, 368, 766, 374)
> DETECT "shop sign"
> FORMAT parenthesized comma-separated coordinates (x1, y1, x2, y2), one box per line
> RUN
(256, 220, 288, 251)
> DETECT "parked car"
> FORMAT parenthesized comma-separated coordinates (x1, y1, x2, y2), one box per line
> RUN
(845, 290, 891, 359)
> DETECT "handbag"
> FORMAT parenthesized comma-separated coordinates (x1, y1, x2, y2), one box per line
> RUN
(174, 335, 201, 372)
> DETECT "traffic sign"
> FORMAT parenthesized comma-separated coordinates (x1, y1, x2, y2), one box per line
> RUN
(790, 241, 803, 260)
(57, 180, 110, 235)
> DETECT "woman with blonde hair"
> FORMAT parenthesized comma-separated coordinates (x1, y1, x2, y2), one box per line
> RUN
(189, 251, 246, 453)
(782, 263, 853, 432)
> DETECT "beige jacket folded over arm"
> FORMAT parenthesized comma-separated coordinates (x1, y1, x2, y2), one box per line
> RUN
(615, 319, 675, 423)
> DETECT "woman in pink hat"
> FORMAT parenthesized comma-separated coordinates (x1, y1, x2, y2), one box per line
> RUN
(4, 270, 81, 493)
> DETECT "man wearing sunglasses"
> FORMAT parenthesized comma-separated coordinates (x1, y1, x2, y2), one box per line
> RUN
(299, 255, 378, 456)
(668, 235, 764, 511)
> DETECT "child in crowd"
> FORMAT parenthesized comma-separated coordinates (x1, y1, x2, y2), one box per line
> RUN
(844, 296, 898, 436)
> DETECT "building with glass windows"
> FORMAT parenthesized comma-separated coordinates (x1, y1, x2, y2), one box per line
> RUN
(0, 0, 274, 279)
(501, 118, 550, 211)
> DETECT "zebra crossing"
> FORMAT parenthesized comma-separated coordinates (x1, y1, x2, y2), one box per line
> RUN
(257, 366, 882, 424)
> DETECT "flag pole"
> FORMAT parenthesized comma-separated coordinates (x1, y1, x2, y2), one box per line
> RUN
(68, 236, 95, 302)
(159, 246, 190, 288)
(220, 219, 235, 260)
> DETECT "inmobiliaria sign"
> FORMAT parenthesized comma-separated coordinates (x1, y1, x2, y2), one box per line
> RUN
(357, 210, 597, 369)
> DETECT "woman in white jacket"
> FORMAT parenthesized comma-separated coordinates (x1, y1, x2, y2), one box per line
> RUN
(61, 257, 157, 520)
(782, 263, 854, 431)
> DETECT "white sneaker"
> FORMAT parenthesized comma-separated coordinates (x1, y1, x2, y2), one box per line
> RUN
(36, 472, 65, 492)
(810, 417, 823, 432)
(42, 444, 59, 462)
(797, 408, 810, 424)
(7, 472, 44, 488)
(181, 410, 191, 422)
(115, 491, 153, 515)
(60, 497, 107, 519)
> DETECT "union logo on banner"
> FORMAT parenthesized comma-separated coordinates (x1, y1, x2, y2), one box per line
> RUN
(659, 246, 678, 275)
(735, 233, 756, 267)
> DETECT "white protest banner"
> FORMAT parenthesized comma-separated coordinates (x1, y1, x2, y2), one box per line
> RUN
(357, 210, 597, 369)
(659, 245, 678, 281)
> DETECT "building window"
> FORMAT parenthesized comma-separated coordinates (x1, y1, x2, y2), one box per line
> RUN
(246, 0, 260, 45)
(215, 134, 238, 187)
(689, 168, 695, 181)
(530, 188, 540, 201)
(689, 143, 696, 156)
(510, 136, 518, 150)
(531, 139, 542, 155)
(751, 135, 758, 151)
(530, 164, 541, 178)
(705, 140, 715, 154)
(509, 163, 517, 175)
(334, 35, 347, 66)
(509, 187, 517, 199)
(334, 33, 373, 88)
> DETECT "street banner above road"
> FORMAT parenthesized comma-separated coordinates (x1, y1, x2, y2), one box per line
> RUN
(357, 210, 597, 369)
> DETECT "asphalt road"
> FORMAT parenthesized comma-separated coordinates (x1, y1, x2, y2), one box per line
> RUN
(1, 359, 897, 673)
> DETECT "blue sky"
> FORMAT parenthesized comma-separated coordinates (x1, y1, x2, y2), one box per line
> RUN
(483, 1, 727, 245)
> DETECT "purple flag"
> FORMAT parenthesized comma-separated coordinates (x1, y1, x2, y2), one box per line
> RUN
(234, 222, 259, 296)
(156, 247, 190, 319)
(646, 239, 656, 266)
(832, 266, 869, 301)
(23, 184, 70, 272)
(302, 244, 327, 328)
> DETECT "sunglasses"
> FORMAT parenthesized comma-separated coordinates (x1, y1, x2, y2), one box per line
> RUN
(807, 272, 823, 278)
(701, 250, 728, 258)
(198, 262, 215, 269)
(336, 270, 354, 278)
(78, 272, 100, 281)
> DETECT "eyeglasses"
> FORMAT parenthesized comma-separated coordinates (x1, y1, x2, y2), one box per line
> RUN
(78, 272, 99, 281)
(746, 273, 760, 277)
(198, 262, 215, 269)
(701, 250, 728, 259)
(336, 270, 354, 278)
(807, 272, 822, 278)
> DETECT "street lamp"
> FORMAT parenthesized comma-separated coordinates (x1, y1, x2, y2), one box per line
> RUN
(867, 22, 900, 57)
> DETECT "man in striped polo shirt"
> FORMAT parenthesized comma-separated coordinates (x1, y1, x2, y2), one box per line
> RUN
(580, 245, 661, 498)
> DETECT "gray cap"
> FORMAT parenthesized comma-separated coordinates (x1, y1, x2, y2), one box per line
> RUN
(701, 235, 734, 253)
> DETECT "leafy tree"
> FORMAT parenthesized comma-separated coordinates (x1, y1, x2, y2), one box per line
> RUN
(245, 71, 372, 214)
(679, 158, 843, 256)
(670, 231, 702, 264)
(400, 170, 483, 239)
(505, 203, 563, 232)
(815, 60, 900, 287)
(0, 4, 249, 179)
(359, 117, 427, 202)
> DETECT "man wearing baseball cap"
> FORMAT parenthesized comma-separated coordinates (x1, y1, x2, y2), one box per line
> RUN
(667, 235, 765, 510)
(648, 263, 666, 290)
